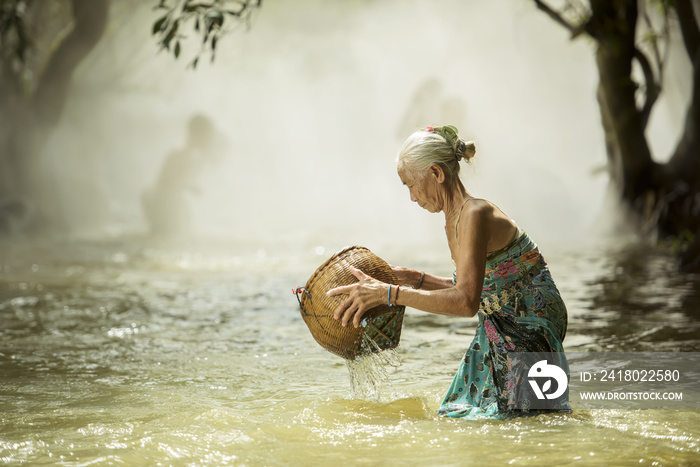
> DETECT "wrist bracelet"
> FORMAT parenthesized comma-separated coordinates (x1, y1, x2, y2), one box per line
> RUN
(387, 284, 393, 307)
(416, 271, 425, 289)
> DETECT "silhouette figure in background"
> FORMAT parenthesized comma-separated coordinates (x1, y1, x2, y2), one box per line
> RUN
(142, 114, 221, 238)
(397, 78, 467, 140)
(0, 197, 31, 236)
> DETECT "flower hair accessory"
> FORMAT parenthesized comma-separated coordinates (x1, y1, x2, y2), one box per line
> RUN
(423, 125, 457, 143)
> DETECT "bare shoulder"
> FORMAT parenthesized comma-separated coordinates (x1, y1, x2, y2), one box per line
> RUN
(458, 198, 519, 252)
(463, 198, 492, 214)
(459, 198, 498, 224)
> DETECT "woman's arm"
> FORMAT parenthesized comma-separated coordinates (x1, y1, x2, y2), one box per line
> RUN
(328, 204, 491, 327)
(391, 266, 454, 290)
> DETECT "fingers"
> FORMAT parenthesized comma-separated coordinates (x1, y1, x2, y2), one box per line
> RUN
(340, 299, 369, 328)
(327, 282, 359, 324)
(330, 290, 368, 328)
(340, 299, 363, 328)
(338, 260, 370, 281)
(352, 306, 368, 328)
(332, 296, 350, 321)
(331, 296, 361, 327)
(346, 265, 368, 281)
(324, 262, 375, 328)
(326, 284, 353, 298)
(326, 264, 367, 298)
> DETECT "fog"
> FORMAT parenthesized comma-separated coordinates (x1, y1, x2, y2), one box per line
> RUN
(38, 0, 690, 255)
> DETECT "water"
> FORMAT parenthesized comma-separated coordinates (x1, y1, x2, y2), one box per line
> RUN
(1, 237, 700, 465)
(346, 344, 401, 401)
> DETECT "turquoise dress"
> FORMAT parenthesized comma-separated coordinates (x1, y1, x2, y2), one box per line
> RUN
(438, 231, 570, 419)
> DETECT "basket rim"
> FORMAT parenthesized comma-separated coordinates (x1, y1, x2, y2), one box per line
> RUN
(304, 245, 370, 290)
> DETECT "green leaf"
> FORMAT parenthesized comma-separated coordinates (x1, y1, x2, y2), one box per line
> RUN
(152, 15, 167, 34)
(205, 10, 224, 25)
(174, 41, 181, 58)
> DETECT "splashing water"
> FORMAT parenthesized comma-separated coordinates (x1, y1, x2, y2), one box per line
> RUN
(346, 334, 402, 400)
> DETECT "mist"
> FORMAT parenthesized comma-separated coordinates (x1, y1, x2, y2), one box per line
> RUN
(37, 0, 689, 256)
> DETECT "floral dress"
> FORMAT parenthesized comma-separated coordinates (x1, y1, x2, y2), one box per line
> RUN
(438, 231, 571, 419)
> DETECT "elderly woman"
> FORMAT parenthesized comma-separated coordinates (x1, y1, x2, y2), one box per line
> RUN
(328, 125, 570, 419)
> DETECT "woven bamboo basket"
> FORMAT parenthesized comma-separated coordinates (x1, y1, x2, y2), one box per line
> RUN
(295, 246, 405, 360)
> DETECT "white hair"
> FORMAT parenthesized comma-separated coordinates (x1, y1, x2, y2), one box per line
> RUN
(397, 128, 476, 186)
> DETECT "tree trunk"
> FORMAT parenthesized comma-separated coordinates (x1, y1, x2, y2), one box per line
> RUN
(33, 0, 110, 128)
(590, 0, 667, 240)
(591, 0, 659, 203)
(2, 0, 110, 233)
(668, 0, 700, 190)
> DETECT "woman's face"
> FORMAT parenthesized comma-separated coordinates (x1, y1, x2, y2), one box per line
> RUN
(398, 164, 443, 213)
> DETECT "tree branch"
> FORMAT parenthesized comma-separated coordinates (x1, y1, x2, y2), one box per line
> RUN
(640, 0, 668, 89)
(152, 0, 262, 67)
(673, 0, 699, 60)
(634, 47, 659, 130)
(532, 0, 588, 39)
(33, 0, 110, 127)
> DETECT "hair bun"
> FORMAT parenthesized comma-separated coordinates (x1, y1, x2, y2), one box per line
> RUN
(454, 139, 476, 162)
(463, 140, 476, 161)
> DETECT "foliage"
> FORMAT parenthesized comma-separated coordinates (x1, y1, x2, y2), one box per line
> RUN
(151, 0, 261, 68)
(0, 1, 30, 62)
(0, 0, 31, 94)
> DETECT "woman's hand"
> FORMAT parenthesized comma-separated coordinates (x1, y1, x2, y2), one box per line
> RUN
(326, 265, 388, 328)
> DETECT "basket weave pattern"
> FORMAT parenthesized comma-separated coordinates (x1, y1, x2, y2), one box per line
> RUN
(299, 246, 405, 360)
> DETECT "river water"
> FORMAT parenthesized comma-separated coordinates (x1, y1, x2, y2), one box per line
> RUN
(1, 237, 699, 465)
